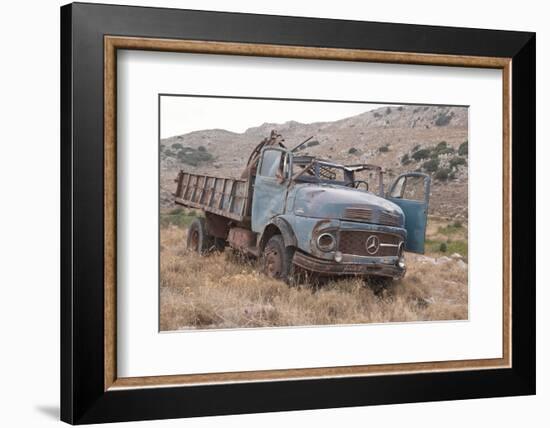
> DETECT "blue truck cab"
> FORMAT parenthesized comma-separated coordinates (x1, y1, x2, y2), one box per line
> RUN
(175, 134, 430, 284)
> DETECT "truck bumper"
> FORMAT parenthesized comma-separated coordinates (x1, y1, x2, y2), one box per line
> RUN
(293, 251, 405, 279)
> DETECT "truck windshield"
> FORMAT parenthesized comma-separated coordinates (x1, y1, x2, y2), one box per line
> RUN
(292, 158, 352, 186)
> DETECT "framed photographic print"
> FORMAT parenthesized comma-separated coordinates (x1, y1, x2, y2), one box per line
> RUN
(60, 2, 535, 424)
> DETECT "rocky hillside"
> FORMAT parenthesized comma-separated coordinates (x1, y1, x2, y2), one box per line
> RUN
(160, 105, 468, 218)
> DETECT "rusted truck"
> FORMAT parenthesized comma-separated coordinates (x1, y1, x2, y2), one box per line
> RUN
(174, 132, 430, 283)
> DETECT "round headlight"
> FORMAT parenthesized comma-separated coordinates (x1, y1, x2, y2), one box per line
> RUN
(398, 256, 406, 269)
(317, 233, 336, 252)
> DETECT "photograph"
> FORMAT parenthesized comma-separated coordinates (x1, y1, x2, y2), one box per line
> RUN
(54, 2, 536, 424)
(159, 95, 469, 331)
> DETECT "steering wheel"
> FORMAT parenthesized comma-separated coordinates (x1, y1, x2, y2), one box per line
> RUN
(347, 180, 369, 191)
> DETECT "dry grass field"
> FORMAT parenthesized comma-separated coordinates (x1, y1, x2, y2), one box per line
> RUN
(159, 218, 468, 331)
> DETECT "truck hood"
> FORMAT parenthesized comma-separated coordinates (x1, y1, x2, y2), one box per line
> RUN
(292, 183, 405, 226)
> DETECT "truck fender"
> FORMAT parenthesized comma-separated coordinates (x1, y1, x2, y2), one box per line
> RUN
(259, 217, 298, 251)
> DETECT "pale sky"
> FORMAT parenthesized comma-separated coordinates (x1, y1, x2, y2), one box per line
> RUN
(160, 95, 391, 139)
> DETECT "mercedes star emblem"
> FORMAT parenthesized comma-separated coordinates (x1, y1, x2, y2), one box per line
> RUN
(365, 235, 380, 255)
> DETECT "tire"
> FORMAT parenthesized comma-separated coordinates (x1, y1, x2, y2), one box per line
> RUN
(261, 235, 295, 282)
(186, 218, 215, 255)
(214, 237, 227, 252)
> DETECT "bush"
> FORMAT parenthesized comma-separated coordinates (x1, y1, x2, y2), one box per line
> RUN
(385, 107, 391, 115)
(435, 113, 452, 126)
(397, 106, 403, 111)
(198, 145, 206, 152)
(412, 144, 420, 152)
(436, 141, 447, 150)
(378, 145, 390, 153)
(348, 147, 358, 155)
(422, 158, 439, 172)
(172, 143, 183, 150)
(307, 140, 320, 147)
(438, 222, 463, 235)
(177, 148, 214, 166)
(373, 112, 381, 118)
(412, 148, 431, 161)
(401, 153, 411, 165)
(439, 147, 455, 156)
(447, 240, 468, 258)
(434, 168, 451, 181)
(160, 209, 198, 228)
(169, 207, 184, 215)
(439, 242, 447, 253)
(450, 156, 467, 169)
(458, 141, 468, 156)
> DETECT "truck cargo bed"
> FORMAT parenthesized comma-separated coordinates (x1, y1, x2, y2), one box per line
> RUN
(174, 171, 251, 222)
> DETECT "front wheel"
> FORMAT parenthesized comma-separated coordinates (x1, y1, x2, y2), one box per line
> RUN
(261, 235, 295, 283)
(186, 218, 215, 255)
(366, 275, 395, 294)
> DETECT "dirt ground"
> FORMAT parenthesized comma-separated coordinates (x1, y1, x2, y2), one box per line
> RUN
(159, 219, 468, 331)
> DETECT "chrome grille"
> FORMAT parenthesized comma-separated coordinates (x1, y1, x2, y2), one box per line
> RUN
(343, 207, 402, 228)
(378, 211, 402, 227)
(344, 207, 373, 222)
(339, 231, 402, 257)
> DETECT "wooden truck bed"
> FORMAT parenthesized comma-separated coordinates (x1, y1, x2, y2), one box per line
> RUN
(173, 171, 251, 222)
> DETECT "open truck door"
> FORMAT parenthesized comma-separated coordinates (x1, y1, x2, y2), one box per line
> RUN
(251, 148, 291, 233)
(387, 172, 431, 254)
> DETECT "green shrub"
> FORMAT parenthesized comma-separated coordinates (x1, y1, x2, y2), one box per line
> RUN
(439, 242, 447, 252)
(385, 107, 391, 115)
(169, 207, 184, 215)
(198, 145, 206, 152)
(378, 145, 390, 153)
(348, 147, 358, 155)
(373, 112, 381, 118)
(439, 147, 455, 156)
(447, 240, 468, 258)
(401, 153, 411, 165)
(172, 143, 183, 150)
(176, 148, 214, 166)
(422, 158, 439, 172)
(412, 144, 420, 152)
(307, 140, 320, 147)
(160, 209, 198, 228)
(435, 113, 452, 126)
(434, 168, 451, 181)
(450, 156, 467, 169)
(436, 141, 447, 150)
(397, 106, 403, 111)
(438, 223, 463, 235)
(412, 148, 431, 161)
(460, 141, 468, 155)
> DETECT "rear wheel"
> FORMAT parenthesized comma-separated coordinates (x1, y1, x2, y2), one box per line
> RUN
(186, 218, 215, 255)
(261, 235, 295, 283)
(214, 237, 227, 251)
